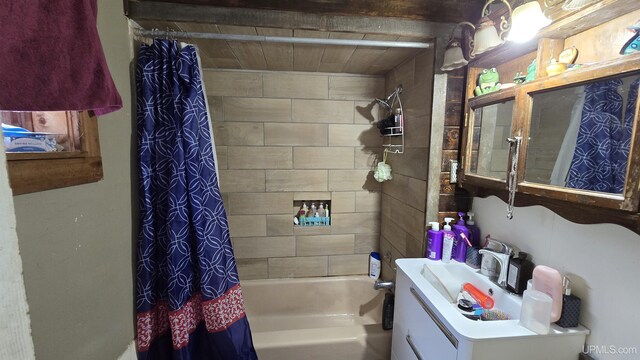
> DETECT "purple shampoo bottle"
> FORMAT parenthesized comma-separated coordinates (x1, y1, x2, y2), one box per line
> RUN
(452, 212, 470, 262)
(426, 221, 444, 260)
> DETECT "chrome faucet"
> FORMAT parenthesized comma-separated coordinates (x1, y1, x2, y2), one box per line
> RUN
(374, 280, 394, 291)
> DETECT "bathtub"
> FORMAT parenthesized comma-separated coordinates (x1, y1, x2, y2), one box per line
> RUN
(242, 275, 392, 360)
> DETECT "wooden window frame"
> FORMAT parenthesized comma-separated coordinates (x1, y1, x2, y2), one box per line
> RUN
(6, 111, 103, 195)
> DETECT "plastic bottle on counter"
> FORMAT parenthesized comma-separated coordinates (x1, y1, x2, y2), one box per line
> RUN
(426, 221, 444, 260)
(442, 217, 455, 263)
(452, 212, 470, 262)
(466, 211, 481, 247)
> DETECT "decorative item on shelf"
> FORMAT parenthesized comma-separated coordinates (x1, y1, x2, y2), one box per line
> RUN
(471, 0, 512, 56)
(506, 1, 551, 43)
(374, 149, 393, 183)
(474, 68, 501, 96)
(441, 21, 476, 71)
(559, 46, 579, 65)
(620, 21, 640, 55)
(545, 58, 567, 76)
(513, 72, 526, 84)
(525, 59, 537, 82)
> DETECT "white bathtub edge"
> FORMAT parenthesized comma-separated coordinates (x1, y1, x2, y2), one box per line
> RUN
(116, 340, 136, 360)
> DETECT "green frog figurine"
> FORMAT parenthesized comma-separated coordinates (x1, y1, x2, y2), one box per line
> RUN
(474, 68, 501, 96)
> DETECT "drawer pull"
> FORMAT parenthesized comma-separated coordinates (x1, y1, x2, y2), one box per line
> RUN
(410, 287, 459, 348)
(405, 334, 424, 360)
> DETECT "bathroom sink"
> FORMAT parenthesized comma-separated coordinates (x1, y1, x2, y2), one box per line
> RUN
(420, 260, 521, 320)
(396, 258, 589, 341)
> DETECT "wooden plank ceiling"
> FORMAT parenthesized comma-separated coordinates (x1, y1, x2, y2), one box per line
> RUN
(133, 0, 485, 23)
(134, 20, 430, 74)
(129, 0, 486, 74)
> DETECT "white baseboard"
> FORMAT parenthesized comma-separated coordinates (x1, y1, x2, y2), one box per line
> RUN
(116, 340, 136, 360)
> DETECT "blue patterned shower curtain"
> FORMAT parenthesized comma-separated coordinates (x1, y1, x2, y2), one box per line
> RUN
(135, 39, 258, 360)
(566, 78, 639, 193)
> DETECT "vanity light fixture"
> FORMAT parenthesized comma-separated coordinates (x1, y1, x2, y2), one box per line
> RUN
(441, 22, 476, 72)
(471, 0, 512, 56)
(506, 1, 551, 43)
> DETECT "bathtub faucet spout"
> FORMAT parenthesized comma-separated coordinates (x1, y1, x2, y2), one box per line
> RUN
(374, 280, 394, 291)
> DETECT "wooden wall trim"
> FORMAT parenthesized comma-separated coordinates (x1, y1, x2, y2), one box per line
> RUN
(127, 1, 455, 38)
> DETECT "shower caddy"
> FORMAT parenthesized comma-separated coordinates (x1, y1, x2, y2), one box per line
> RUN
(379, 85, 405, 154)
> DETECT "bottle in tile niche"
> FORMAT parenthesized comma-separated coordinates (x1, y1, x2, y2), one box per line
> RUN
(556, 277, 582, 328)
(507, 252, 534, 295)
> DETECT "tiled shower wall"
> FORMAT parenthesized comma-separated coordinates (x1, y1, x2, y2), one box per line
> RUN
(379, 49, 435, 280)
(202, 69, 385, 279)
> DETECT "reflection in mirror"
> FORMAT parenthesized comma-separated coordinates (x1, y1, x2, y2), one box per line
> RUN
(470, 100, 515, 181)
(525, 74, 640, 194)
(1, 111, 82, 153)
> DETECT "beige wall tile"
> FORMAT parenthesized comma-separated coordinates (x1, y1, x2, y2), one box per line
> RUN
(292, 99, 354, 123)
(328, 76, 385, 100)
(263, 73, 328, 99)
(331, 192, 355, 213)
(355, 191, 381, 212)
(380, 213, 408, 256)
(384, 194, 425, 241)
(208, 96, 224, 122)
(264, 123, 328, 146)
(293, 226, 332, 236)
(355, 233, 379, 254)
(213, 122, 264, 146)
(296, 234, 355, 256)
(227, 146, 292, 169)
(390, 58, 415, 90)
(406, 233, 424, 258)
(232, 236, 295, 259)
(329, 170, 380, 191)
(202, 70, 263, 97)
(224, 97, 291, 122)
(354, 147, 382, 169)
(216, 146, 227, 169)
(388, 147, 429, 180)
(293, 192, 331, 201)
(404, 114, 430, 148)
(328, 124, 382, 147)
(328, 254, 369, 276)
(381, 173, 426, 212)
(268, 256, 328, 278)
(266, 170, 327, 192)
(331, 212, 380, 234)
(354, 101, 380, 124)
(293, 147, 354, 169)
(218, 170, 265, 193)
(227, 192, 292, 215)
(228, 215, 266, 237)
(236, 259, 268, 280)
(267, 215, 294, 236)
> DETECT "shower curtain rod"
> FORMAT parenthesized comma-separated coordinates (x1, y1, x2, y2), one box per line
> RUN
(133, 28, 432, 49)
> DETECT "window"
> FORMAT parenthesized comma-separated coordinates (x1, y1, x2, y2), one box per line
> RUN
(1, 111, 103, 194)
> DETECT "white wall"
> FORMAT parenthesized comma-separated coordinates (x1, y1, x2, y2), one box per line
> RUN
(473, 196, 640, 360)
(9, 1, 135, 359)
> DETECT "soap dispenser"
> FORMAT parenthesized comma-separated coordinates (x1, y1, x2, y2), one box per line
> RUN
(556, 277, 581, 328)
(466, 212, 481, 247)
(442, 218, 455, 263)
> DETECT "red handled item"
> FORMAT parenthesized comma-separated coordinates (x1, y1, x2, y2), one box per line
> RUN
(463, 282, 494, 309)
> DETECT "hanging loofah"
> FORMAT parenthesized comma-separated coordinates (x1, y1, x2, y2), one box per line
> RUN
(374, 150, 393, 182)
(562, 0, 597, 11)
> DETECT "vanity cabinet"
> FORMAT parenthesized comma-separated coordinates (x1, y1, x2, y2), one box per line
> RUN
(459, 3, 640, 232)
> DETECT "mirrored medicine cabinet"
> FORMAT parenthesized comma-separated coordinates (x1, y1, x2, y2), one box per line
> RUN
(460, 47, 640, 232)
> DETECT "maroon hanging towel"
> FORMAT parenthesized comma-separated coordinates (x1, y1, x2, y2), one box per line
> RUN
(0, 0, 122, 115)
